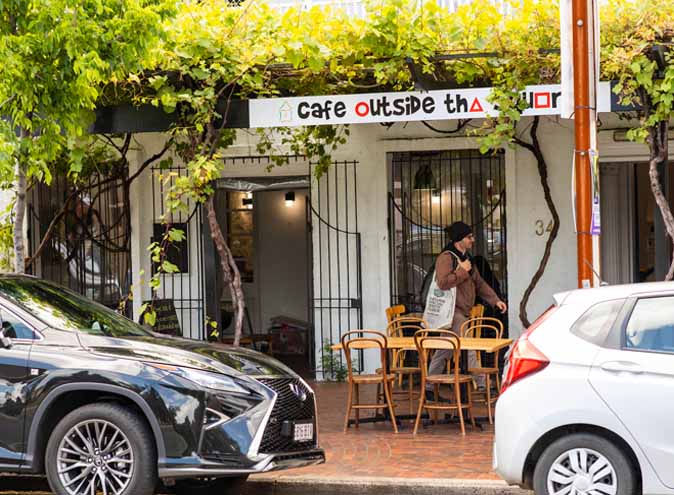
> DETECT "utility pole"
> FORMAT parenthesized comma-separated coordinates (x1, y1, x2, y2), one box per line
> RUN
(571, 0, 598, 288)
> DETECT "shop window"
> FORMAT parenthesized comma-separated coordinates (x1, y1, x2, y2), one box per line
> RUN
(152, 222, 189, 273)
(388, 149, 506, 312)
(227, 191, 255, 283)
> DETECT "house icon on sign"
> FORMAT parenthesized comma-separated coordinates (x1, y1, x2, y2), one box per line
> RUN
(279, 102, 293, 123)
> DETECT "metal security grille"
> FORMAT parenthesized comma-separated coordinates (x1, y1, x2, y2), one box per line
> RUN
(27, 174, 132, 311)
(151, 164, 206, 340)
(388, 150, 507, 312)
(256, 377, 316, 453)
(310, 160, 363, 374)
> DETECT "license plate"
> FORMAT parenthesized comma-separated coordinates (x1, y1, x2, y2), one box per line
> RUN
(293, 422, 313, 442)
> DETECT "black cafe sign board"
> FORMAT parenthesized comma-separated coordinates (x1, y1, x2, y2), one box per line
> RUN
(141, 299, 181, 336)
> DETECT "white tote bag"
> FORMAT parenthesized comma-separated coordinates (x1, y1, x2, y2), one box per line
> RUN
(422, 252, 460, 329)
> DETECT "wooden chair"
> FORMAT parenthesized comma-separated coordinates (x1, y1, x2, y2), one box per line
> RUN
(385, 304, 406, 324)
(469, 304, 486, 323)
(385, 317, 428, 415)
(443, 305, 484, 373)
(413, 329, 476, 435)
(460, 317, 505, 424)
(341, 330, 398, 433)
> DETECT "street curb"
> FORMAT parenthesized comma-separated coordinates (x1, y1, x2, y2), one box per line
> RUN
(246, 476, 531, 495)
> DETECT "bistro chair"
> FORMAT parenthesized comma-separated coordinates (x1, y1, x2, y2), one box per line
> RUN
(413, 329, 476, 435)
(434, 304, 484, 372)
(460, 317, 505, 424)
(341, 330, 398, 434)
(385, 304, 406, 324)
(469, 304, 486, 323)
(385, 317, 428, 415)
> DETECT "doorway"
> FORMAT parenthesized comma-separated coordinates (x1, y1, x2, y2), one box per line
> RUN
(213, 182, 314, 377)
(600, 162, 673, 284)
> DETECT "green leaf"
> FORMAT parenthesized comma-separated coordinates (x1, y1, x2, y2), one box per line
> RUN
(168, 228, 186, 242)
(161, 260, 180, 273)
(144, 310, 157, 327)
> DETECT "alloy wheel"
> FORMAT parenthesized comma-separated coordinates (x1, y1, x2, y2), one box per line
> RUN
(56, 419, 135, 495)
(546, 447, 617, 495)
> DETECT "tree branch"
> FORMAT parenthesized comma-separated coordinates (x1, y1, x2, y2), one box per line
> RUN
(205, 195, 245, 346)
(513, 117, 561, 328)
(421, 119, 472, 134)
(646, 122, 674, 281)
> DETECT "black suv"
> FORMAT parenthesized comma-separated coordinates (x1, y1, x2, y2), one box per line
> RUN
(0, 275, 324, 495)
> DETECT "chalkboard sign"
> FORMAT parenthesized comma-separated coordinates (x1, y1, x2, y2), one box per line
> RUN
(141, 299, 181, 336)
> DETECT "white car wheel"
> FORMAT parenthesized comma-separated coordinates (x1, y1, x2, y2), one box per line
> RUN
(533, 433, 636, 495)
(547, 448, 617, 495)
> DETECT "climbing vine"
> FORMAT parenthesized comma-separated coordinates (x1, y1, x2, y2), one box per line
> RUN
(7, 0, 674, 337)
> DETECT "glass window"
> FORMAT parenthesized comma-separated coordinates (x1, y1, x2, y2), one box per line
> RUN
(0, 309, 35, 340)
(625, 297, 674, 352)
(0, 278, 150, 338)
(389, 150, 506, 312)
(227, 191, 254, 283)
(570, 299, 624, 346)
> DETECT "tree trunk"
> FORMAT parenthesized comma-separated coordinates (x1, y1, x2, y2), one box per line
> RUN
(205, 195, 245, 346)
(647, 122, 674, 281)
(13, 135, 27, 273)
(514, 117, 561, 328)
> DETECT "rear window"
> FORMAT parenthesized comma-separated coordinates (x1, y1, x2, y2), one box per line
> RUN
(570, 299, 625, 346)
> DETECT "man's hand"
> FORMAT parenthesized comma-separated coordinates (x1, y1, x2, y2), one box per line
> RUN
(458, 259, 472, 272)
(496, 301, 507, 313)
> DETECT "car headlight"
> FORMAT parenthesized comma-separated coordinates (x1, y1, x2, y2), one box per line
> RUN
(148, 363, 249, 393)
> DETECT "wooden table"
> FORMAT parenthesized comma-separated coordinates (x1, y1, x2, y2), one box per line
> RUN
(332, 335, 512, 429)
(331, 337, 512, 353)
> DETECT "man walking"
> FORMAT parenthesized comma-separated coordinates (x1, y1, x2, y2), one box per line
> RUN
(425, 221, 507, 397)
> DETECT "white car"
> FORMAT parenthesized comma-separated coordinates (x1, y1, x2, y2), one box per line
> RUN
(494, 281, 674, 495)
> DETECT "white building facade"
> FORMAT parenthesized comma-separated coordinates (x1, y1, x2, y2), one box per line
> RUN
(108, 111, 672, 376)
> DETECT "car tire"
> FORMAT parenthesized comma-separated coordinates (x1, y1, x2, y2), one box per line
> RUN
(533, 433, 636, 495)
(45, 402, 157, 495)
(171, 475, 249, 495)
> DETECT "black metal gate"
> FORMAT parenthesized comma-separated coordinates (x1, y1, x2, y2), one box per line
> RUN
(27, 173, 132, 311)
(388, 149, 507, 312)
(310, 160, 363, 375)
(150, 164, 207, 340)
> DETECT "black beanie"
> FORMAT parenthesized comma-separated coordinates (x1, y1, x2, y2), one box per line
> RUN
(447, 221, 473, 243)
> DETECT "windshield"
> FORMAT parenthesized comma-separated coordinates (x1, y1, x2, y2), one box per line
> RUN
(0, 277, 151, 338)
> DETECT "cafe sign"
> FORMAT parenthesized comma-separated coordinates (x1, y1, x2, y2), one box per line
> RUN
(249, 82, 612, 128)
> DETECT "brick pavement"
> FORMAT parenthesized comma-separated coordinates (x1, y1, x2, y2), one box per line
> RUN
(253, 381, 499, 482)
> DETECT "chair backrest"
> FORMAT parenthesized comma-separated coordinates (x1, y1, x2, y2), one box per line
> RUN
(414, 329, 461, 379)
(460, 319, 504, 368)
(341, 330, 389, 381)
(385, 305, 406, 324)
(470, 304, 485, 319)
(386, 316, 428, 338)
(460, 319, 504, 339)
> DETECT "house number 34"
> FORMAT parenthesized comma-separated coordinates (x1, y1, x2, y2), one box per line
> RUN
(535, 219, 554, 236)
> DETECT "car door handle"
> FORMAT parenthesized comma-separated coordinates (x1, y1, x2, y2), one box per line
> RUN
(600, 361, 644, 374)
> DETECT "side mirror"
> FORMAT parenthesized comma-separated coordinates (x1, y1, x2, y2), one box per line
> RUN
(0, 329, 12, 349)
